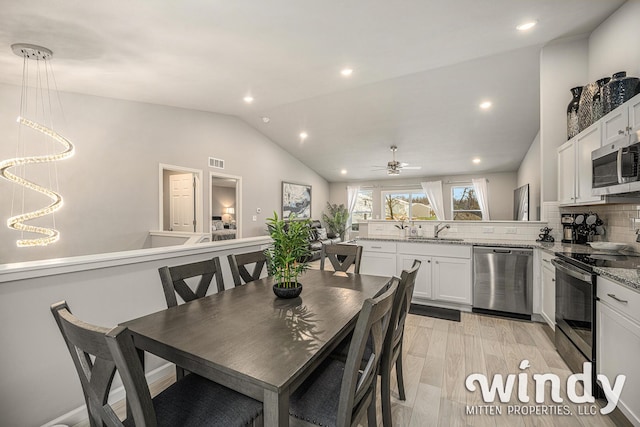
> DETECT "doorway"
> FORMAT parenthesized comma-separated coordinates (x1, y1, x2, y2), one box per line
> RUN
(210, 172, 242, 239)
(159, 164, 203, 232)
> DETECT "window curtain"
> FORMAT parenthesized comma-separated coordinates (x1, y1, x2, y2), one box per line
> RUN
(346, 185, 360, 228)
(420, 181, 445, 220)
(472, 178, 490, 220)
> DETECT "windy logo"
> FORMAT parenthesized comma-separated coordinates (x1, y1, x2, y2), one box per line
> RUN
(465, 360, 625, 415)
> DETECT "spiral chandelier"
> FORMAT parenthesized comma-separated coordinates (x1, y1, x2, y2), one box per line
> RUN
(0, 44, 75, 247)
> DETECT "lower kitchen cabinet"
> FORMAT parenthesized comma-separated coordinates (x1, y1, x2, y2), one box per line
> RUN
(360, 250, 396, 277)
(398, 254, 432, 299)
(540, 252, 555, 328)
(596, 277, 640, 426)
(432, 256, 472, 304)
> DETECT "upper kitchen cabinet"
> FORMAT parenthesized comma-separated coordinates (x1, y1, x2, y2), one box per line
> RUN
(558, 122, 602, 206)
(602, 93, 640, 146)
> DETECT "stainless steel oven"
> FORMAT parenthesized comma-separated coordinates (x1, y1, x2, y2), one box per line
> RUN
(552, 256, 596, 378)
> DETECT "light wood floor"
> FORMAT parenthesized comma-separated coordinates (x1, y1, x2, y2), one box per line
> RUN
(75, 312, 618, 427)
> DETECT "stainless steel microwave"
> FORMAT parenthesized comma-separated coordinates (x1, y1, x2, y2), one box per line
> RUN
(592, 131, 640, 196)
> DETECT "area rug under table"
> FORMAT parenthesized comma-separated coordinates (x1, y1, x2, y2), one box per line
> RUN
(408, 304, 461, 322)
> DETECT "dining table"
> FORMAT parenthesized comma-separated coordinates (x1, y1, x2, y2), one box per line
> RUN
(120, 269, 391, 427)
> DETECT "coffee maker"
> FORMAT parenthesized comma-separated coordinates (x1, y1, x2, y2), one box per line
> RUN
(561, 213, 577, 243)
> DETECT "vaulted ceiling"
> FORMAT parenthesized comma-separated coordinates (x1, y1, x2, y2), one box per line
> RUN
(0, 0, 625, 181)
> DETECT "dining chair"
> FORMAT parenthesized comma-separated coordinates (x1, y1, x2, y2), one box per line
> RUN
(288, 276, 399, 427)
(319, 244, 363, 274)
(50, 300, 263, 427)
(380, 259, 421, 427)
(158, 257, 225, 308)
(228, 250, 270, 287)
(158, 257, 224, 379)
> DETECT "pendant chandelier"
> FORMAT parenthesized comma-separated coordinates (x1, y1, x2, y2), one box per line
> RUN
(0, 44, 75, 247)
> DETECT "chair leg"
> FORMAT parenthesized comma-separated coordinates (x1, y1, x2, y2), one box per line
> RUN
(176, 366, 185, 381)
(381, 362, 393, 427)
(396, 345, 406, 401)
(367, 383, 377, 427)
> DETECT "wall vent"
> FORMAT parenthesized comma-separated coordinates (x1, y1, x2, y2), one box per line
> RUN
(209, 157, 225, 169)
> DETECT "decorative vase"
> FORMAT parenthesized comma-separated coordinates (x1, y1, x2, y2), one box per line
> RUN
(602, 71, 640, 115)
(273, 283, 303, 298)
(567, 86, 583, 140)
(591, 77, 611, 122)
(578, 82, 598, 132)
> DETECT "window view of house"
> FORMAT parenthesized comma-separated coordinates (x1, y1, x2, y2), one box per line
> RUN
(451, 185, 482, 220)
(383, 190, 436, 220)
(351, 189, 373, 223)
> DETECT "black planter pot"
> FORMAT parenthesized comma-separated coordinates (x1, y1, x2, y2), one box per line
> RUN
(273, 283, 303, 298)
(567, 86, 583, 140)
(602, 71, 640, 115)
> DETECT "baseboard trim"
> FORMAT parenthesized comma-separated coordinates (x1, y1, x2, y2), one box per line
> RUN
(41, 362, 174, 427)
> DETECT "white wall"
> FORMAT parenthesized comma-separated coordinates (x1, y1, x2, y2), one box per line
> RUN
(0, 83, 328, 264)
(588, 0, 640, 82)
(330, 171, 518, 221)
(517, 131, 541, 220)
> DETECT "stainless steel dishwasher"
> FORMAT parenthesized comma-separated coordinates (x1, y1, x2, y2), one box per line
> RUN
(472, 246, 533, 319)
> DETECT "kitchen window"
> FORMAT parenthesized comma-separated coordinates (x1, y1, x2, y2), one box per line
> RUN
(382, 190, 436, 220)
(351, 189, 373, 224)
(451, 185, 482, 220)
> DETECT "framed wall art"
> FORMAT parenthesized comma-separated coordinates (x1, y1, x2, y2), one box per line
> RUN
(282, 181, 312, 219)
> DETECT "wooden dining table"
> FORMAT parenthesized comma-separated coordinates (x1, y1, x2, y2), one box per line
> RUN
(121, 269, 391, 427)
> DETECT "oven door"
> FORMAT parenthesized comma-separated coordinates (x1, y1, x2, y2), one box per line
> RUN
(552, 258, 595, 360)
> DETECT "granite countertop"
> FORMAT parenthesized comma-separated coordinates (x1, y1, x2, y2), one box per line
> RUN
(358, 236, 640, 293)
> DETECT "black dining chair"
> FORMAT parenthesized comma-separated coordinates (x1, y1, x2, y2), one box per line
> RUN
(50, 301, 263, 427)
(228, 250, 270, 287)
(319, 244, 363, 274)
(380, 259, 421, 427)
(158, 256, 224, 379)
(288, 276, 399, 427)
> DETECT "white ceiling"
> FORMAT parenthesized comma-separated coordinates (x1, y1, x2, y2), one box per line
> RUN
(0, 0, 625, 182)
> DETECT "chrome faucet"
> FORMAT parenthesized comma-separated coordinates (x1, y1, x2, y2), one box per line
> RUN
(434, 223, 450, 238)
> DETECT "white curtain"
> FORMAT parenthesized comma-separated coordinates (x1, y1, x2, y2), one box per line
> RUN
(420, 181, 446, 220)
(472, 178, 490, 220)
(346, 185, 360, 228)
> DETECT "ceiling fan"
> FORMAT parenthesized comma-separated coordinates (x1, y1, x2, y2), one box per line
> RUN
(372, 145, 422, 175)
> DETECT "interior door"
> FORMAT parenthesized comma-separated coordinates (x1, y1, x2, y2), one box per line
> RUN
(169, 173, 195, 232)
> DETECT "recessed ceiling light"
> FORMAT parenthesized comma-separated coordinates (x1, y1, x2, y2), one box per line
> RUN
(516, 21, 537, 31)
(340, 169, 347, 175)
(299, 132, 308, 140)
(473, 158, 481, 164)
(243, 95, 254, 104)
(480, 101, 492, 110)
(261, 116, 270, 124)
(341, 68, 353, 77)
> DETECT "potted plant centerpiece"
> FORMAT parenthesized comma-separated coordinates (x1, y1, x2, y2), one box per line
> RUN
(265, 212, 311, 298)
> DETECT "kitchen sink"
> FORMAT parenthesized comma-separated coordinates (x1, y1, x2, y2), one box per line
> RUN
(407, 237, 464, 242)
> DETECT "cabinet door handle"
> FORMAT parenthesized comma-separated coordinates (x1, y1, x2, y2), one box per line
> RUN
(627, 126, 632, 132)
(427, 260, 431, 263)
(607, 293, 628, 304)
(552, 279, 556, 282)
(371, 246, 382, 249)
(618, 129, 625, 135)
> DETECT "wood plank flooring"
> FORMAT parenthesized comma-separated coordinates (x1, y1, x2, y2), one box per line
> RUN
(74, 312, 618, 427)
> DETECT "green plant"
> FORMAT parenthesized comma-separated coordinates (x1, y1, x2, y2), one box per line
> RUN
(322, 202, 349, 241)
(265, 212, 311, 288)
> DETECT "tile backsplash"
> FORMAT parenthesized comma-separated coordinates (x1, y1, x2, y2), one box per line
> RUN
(559, 203, 640, 253)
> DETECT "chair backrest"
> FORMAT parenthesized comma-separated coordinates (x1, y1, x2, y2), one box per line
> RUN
(320, 244, 363, 274)
(384, 260, 421, 363)
(51, 301, 156, 427)
(337, 276, 399, 427)
(228, 250, 270, 287)
(158, 257, 224, 308)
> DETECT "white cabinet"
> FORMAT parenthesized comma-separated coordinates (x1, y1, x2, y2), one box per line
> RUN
(602, 93, 640, 146)
(398, 254, 432, 299)
(359, 240, 397, 277)
(596, 276, 640, 426)
(432, 256, 472, 304)
(558, 122, 602, 206)
(540, 251, 555, 329)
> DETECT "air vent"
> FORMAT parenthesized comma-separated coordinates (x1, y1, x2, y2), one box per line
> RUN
(209, 157, 225, 169)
